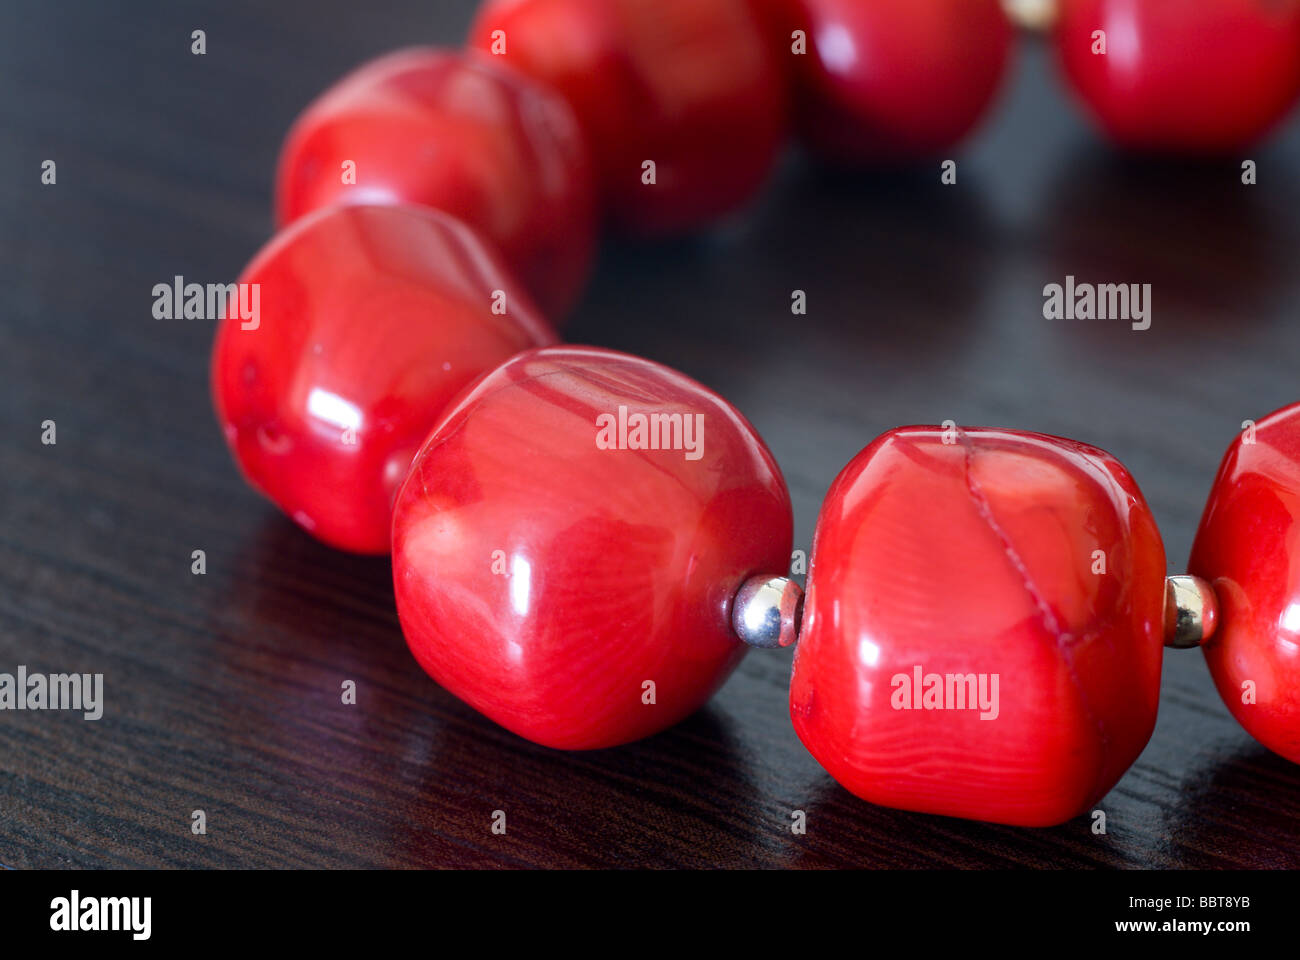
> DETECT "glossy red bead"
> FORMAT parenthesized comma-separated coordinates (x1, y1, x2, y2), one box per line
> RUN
(1054, 0, 1300, 152)
(275, 48, 597, 321)
(212, 203, 555, 555)
(790, 426, 1166, 826)
(391, 345, 793, 749)
(468, 0, 787, 234)
(786, 0, 1014, 162)
(1189, 403, 1300, 764)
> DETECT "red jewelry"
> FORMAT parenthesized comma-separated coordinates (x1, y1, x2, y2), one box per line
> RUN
(212, 1, 1300, 827)
(467, 0, 788, 234)
(1190, 402, 1300, 765)
(274, 47, 597, 321)
(791, 425, 1167, 827)
(1053, 0, 1300, 153)
(786, 0, 1015, 162)
(390, 345, 792, 750)
(212, 203, 555, 554)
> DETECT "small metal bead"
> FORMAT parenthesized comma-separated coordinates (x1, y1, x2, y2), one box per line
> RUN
(1164, 575, 1220, 649)
(1001, 0, 1057, 31)
(731, 575, 804, 649)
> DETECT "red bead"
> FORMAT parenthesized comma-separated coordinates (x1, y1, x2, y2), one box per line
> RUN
(1190, 403, 1300, 764)
(212, 204, 555, 555)
(391, 345, 792, 749)
(786, 0, 1014, 162)
(790, 426, 1166, 826)
(1054, 0, 1300, 152)
(468, 0, 787, 234)
(275, 48, 597, 321)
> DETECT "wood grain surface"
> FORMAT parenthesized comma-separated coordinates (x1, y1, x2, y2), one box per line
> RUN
(2, 0, 1299, 869)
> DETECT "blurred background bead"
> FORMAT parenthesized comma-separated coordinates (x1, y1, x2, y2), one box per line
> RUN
(469, 0, 787, 234)
(1053, 0, 1300, 152)
(275, 48, 597, 322)
(787, 0, 1014, 162)
(1002, 0, 1057, 31)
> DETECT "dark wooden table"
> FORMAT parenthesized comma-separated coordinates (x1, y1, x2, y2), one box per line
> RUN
(2, 0, 1299, 869)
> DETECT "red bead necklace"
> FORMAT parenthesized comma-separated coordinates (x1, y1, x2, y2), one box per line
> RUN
(212, 0, 1300, 827)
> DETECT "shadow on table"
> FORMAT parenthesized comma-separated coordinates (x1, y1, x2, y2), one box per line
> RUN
(387, 703, 774, 868)
(1037, 144, 1299, 334)
(1164, 742, 1300, 868)
(573, 154, 998, 369)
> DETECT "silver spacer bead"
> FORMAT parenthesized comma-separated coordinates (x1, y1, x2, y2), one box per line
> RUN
(731, 575, 804, 649)
(1001, 0, 1057, 32)
(1164, 575, 1219, 649)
